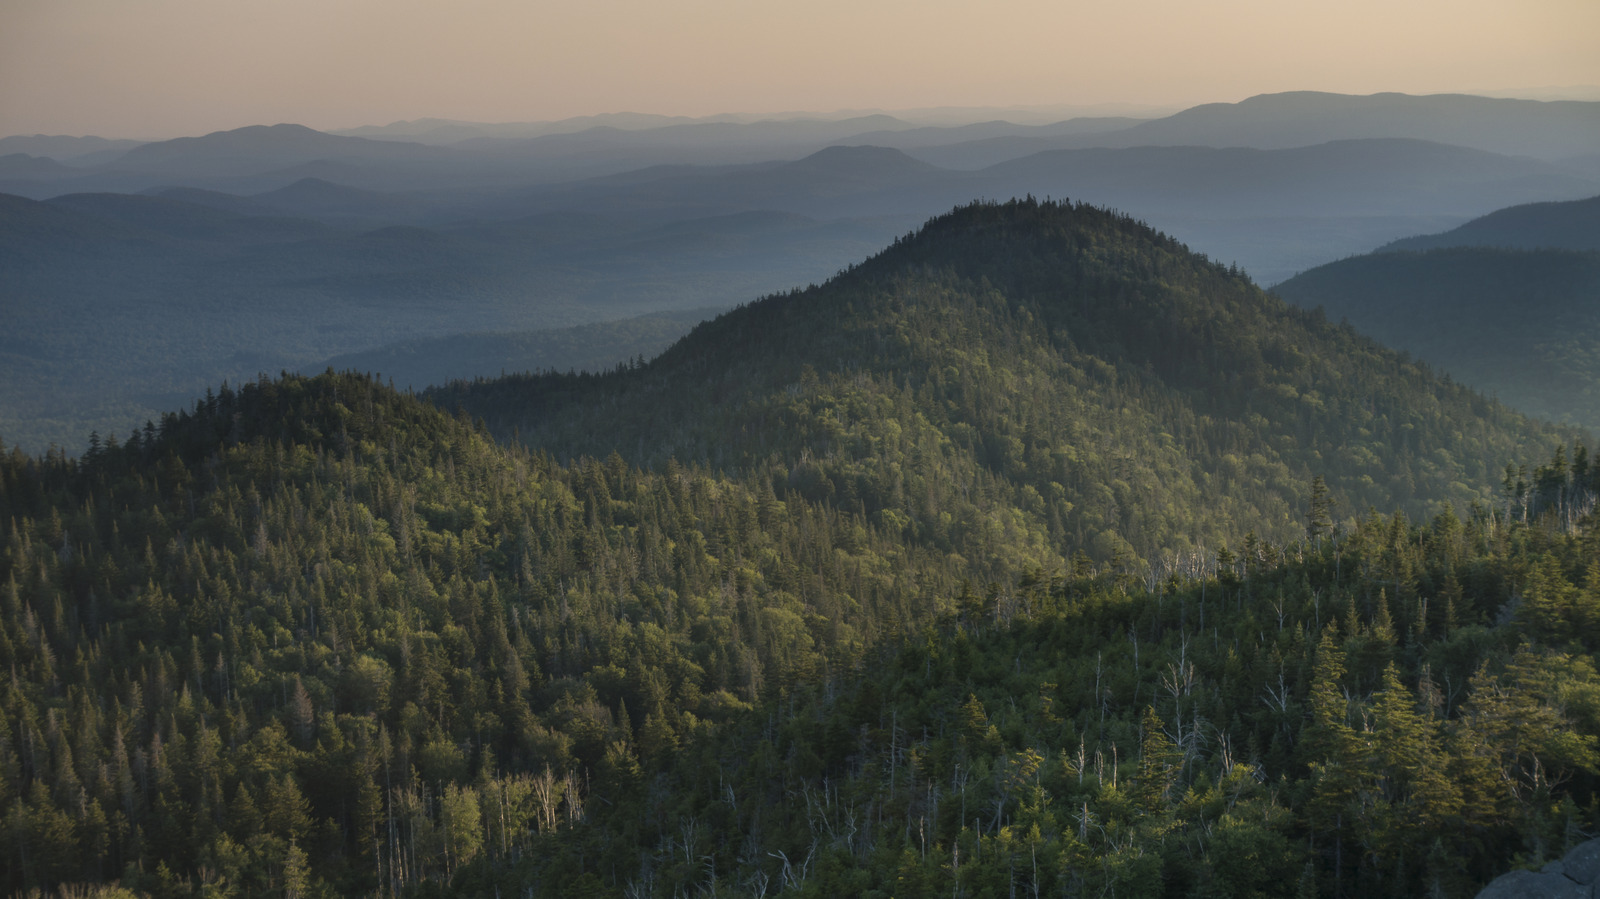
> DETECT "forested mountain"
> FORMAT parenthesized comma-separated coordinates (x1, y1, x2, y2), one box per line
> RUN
(1378, 193, 1600, 253)
(634, 471, 1600, 898)
(1, 200, 1596, 899)
(1274, 246, 1600, 434)
(435, 200, 1566, 564)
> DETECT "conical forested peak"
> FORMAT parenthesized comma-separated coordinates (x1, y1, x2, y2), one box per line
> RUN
(633, 198, 1253, 383)
(676, 197, 1257, 363)
(433, 199, 1567, 569)
(832, 197, 1234, 299)
(115, 370, 477, 465)
(880, 196, 1187, 259)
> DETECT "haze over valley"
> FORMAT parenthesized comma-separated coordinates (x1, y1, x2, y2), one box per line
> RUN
(5, 91, 1600, 452)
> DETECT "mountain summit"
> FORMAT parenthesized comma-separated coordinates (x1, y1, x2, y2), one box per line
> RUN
(436, 199, 1564, 568)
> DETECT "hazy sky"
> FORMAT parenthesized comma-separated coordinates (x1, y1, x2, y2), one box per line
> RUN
(2, 0, 1597, 138)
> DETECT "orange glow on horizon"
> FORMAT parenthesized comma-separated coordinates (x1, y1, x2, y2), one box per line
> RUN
(1, 0, 1596, 138)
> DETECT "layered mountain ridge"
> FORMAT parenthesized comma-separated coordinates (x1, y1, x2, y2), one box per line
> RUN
(5, 92, 1600, 454)
(1276, 193, 1600, 432)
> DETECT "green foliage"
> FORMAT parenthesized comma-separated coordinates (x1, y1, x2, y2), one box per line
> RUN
(610, 461, 1599, 899)
(0, 369, 981, 896)
(1, 200, 1595, 898)
(438, 199, 1571, 573)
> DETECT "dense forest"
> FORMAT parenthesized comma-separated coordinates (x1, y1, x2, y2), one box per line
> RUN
(2, 200, 1596, 898)
(435, 200, 1567, 566)
(1274, 246, 1600, 434)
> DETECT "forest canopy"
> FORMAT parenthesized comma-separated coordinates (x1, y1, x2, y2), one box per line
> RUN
(2, 200, 1596, 898)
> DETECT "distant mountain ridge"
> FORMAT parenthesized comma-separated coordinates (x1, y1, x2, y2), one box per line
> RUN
(315, 91, 1600, 161)
(0, 134, 144, 162)
(6, 91, 1596, 194)
(0, 185, 912, 452)
(331, 112, 737, 143)
(0, 153, 74, 178)
(1084, 91, 1600, 159)
(6, 127, 1592, 281)
(7, 91, 1600, 450)
(977, 139, 1591, 217)
(1275, 193, 1600, 431)
(110, 122, 451, 176)
(1378, 193, 1600, 252)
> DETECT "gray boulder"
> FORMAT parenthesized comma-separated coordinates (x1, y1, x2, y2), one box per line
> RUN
(1475, 869, 1589, 899)
(1477, 841, 1600, 897)
(1565, 841, 1600, 886)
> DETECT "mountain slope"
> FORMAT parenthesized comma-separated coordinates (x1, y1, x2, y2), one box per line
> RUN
(435, 199, 1568, 568)
(1379, 193, 1600, 252)
(0, 362, 1040, 895)
(636, 479, 1600, 898)
(1, 204, 1595, 899)
(1274, 246, 1600, 432)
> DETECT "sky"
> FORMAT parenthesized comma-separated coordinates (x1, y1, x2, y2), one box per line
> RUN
(2, 0, 1598, 139)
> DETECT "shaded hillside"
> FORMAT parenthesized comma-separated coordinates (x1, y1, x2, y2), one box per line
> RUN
(1379, 193, 1600, 253)
(435, 199, 1567, 567)
(1274, 247, 1600, 433)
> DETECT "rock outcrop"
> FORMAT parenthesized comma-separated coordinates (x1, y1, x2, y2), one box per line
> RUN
(1478, 841, 1600, 898)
